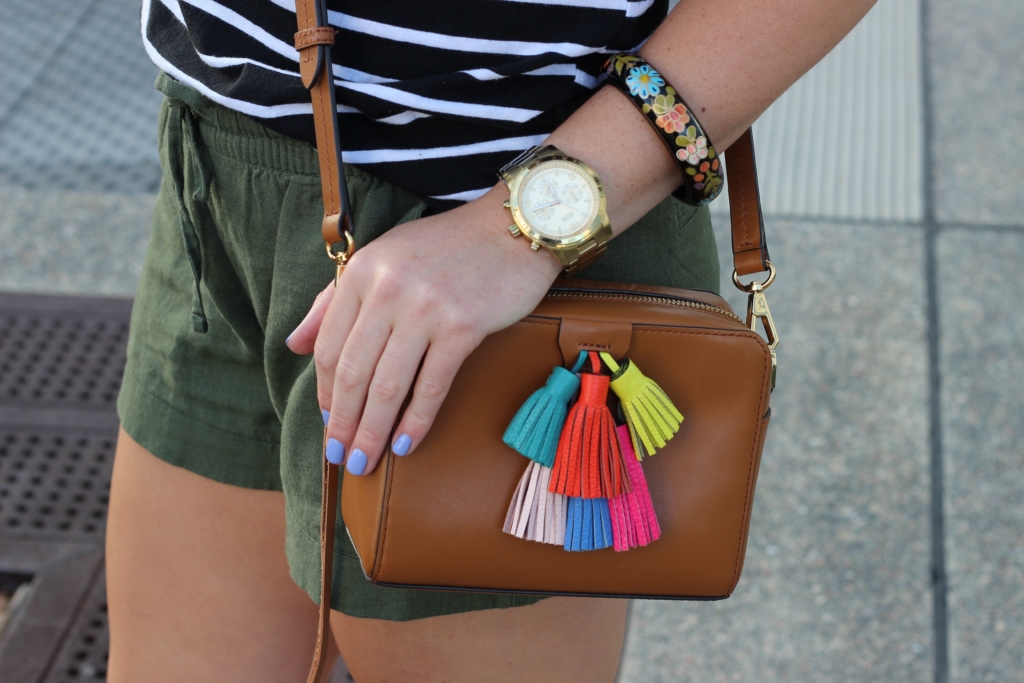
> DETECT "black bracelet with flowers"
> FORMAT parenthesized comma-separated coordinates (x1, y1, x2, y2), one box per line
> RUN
(604, 53, 723, 206)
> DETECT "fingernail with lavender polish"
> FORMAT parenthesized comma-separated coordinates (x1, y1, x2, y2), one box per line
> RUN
(392, 434, 412, 456)
(321, 409, 330, 426)
(346, 449, 367, 475)
(325, 438, 345, 465)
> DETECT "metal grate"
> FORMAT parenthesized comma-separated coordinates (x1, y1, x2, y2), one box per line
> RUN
(44, 569, 109, 683)
(0, 314, 128, 411)
(0, 290, 355, 681)
(0, 429, 114, 539)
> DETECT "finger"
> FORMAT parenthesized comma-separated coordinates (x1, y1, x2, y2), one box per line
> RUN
(312, 280, 362, 405)
(286, 282, 335, 355)
(320, 310, 392, 464)
(346, 333, 429, 476)
(389, 336, 479, 459)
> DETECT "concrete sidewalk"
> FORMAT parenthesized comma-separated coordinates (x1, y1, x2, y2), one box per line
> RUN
(1, 0, 1021, 681)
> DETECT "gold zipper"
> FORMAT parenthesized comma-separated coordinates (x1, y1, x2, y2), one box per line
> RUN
(545, 289, 744, 325)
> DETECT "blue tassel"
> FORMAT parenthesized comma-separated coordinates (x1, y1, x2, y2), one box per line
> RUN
(593, 498, 614, 549)
(564, 498, 614, 551)
(566, 497, 583, 550)
(503, 366, 580, 467)
(581, 499, 594, 551)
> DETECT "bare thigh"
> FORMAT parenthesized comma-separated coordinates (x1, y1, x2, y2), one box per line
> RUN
(333, 597, 627, 682)
(106, 427, 336, 683)
(106, 428, 626, 682)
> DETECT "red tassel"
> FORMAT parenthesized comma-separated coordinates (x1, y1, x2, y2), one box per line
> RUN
(549, 370, 631, 499)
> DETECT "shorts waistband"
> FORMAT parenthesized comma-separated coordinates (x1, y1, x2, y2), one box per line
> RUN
(155, 72, 322, 177)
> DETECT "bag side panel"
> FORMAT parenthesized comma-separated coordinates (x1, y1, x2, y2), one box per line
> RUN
(341, 431, 391, 578)
(726, 408, 772, 595)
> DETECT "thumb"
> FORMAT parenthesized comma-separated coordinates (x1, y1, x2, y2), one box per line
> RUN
(285, 282, 335, 355)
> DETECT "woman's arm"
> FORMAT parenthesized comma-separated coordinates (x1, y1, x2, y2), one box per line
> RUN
(286, 0, 876, 476)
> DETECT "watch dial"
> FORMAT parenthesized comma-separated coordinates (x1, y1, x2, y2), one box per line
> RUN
(517, 161, 600, 240)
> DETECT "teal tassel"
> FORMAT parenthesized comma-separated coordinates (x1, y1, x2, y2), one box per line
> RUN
(503, 366, 580, 467)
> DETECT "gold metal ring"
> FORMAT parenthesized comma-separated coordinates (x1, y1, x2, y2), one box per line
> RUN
(325, 230, 355, 265)
(732, 261, 776, 293)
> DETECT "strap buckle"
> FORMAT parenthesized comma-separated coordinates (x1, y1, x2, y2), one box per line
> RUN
(326, 230, 356, 284)
(733, 261, 778, 390)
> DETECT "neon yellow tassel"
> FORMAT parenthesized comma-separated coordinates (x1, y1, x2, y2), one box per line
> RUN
(600, 352, 683, 458)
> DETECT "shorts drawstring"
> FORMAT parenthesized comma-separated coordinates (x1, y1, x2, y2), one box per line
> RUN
(165, 99, 213, 333)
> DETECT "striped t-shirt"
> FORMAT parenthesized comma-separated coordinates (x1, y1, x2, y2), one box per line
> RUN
(141, 0, 667, 208)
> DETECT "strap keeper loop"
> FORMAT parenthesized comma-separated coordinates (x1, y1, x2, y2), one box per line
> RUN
(293, 26, 337, 51)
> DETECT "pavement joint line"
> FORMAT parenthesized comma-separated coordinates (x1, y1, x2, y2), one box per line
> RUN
(920, 0, 949, 680)
(713, 212, 928, 229)
(935, 221, 1024, 234)
(925, 223, 948, 683)
(718, 212, 1024, 234)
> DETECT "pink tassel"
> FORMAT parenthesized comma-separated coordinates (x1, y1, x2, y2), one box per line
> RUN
(503, 461, 567, 545)
(608, 425, 662, 551)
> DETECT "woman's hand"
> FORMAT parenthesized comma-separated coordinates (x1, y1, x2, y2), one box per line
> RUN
(286, 186, 561, 475)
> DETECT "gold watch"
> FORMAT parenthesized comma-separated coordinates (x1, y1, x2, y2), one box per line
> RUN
(499, 145, 612, 275)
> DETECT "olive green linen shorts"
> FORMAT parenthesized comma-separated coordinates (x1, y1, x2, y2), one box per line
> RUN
(117, 73, 720, 621)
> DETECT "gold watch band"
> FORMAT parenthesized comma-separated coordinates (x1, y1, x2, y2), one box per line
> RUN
(554, 224, 612, 274)
(499, 145, 550, 183)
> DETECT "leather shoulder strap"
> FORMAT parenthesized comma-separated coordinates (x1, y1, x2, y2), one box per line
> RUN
(726, 128, 770, 276)
(307, 442, 340, 683)
(294, 7, 345, 681)
(294, 0, 351, 246)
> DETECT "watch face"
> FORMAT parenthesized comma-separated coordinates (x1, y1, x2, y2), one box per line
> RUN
(516, 160, 601, 241)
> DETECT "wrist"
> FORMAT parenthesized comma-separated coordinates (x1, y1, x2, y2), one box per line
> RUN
(471, 184, 563, 283)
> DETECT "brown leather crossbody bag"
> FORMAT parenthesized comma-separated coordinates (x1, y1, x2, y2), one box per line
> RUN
(293, 2, 778, 680)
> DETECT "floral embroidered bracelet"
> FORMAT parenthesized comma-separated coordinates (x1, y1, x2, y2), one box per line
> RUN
(604, 53, 723, 206)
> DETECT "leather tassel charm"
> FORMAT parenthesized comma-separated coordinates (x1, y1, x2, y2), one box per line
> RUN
(564, 497, 614, 551)
(549, 369, 631, 499)
(503, 367, 580, 467)
(608, 425, 662, 551)
(503, 461, 567, 545)
(600, 353, 684, 458)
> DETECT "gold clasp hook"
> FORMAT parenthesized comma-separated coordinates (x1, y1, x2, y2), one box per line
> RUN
(325, 230, 356, 285)
(732, 261, 779, 390)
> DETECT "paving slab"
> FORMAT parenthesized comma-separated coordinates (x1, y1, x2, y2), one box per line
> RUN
(619, 218, 933, 683)
(0, 189, 156, 297)
(939, 228, 1024, 682)
(928, 0, 1024, 225)
(753, 0, 924, 222)
(0, 0, 163, 193)
(0, 0, 91, 124)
